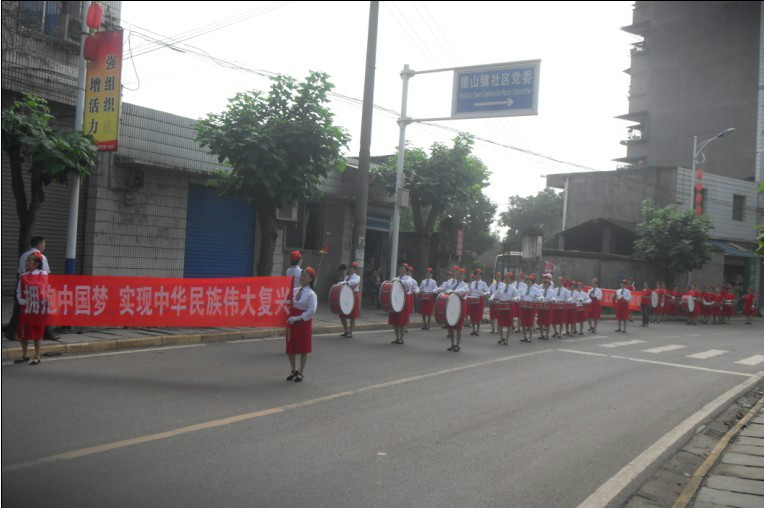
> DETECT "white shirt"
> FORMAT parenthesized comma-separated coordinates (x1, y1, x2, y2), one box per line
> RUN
(286, 265, 301, 292)
(448, 281, 468, 297)
(292, 286, 317, 321)
(615, 288, 632, 302)
(554, 286, 571, 303)
(538, 286, 554, 302)
(438, 278, 455, 292)
(19, 248, 50, 274)
(571, 290, 587, 306)
(521, 285, 542, 302)
(493, 283, 519, 302)
(400, 275, 417, 294)
(588, 287, 603, 301)
(468, 280, 489, 298)
(488, 282, 499, 296)
(516, 282, 528, 293)
(419, 278, 438, 293)
(344, 273, 361, 293)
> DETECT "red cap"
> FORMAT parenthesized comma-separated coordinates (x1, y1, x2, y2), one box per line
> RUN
(305, 267, 316, 278)
(408, 266, 414, 272)
(350, 262, 358, 268)
(427, 268, 433, 273)
(458, 268, 466, 273)
(290, 250, 302, 262)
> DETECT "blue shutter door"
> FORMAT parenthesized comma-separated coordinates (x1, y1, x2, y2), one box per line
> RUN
(184, 184, 255, 278)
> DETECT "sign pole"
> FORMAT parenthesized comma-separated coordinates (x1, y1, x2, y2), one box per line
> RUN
(389, 64, 413, 279)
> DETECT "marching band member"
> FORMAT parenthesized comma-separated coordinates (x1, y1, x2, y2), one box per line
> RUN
(446, 268, 469, 352)
(614, 279, 632, 333)
(286, 267, 318, 382)
(286, 250, 302, 293)
(389, 265, 410, 344)
(713, 286, 724, 324)
(437, 267, 458, 330)
(536, 277, 554, 340)
(571, 282, 587, 336)
(519, 274, 541, 342)
(686, 283, 702, 325)
(418, 268, 438, 330)
(401, 265, 418, 335)
(467, 269, 490, 336)
(667, 285, 680, 320)
(702, 286, 716, 325)
(487, 272, 502, 334)
(564, 279, 577, 337)
(743, 287, 757, 325)
(720, 284, 736, 325)
(491, 272, 518, 345)
(551, 278, 570, 339)
(587, 278, 603, 333)
(640, 282, 652, 327)
(339, 262, 361, 338)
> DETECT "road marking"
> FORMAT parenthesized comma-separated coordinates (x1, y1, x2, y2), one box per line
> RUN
(2, 349, 554, 473)
(1, 344, 207, 365)
(557, 350, 752, 378)
(228, 330, 387, 344)
(736, 355, 764, 366)
(642, 345, 687, 354)
(560, 335, 608, 343)
(687, 350, 728, 360)
(600, 340, 646, 348)
(577, 371, 764, 508)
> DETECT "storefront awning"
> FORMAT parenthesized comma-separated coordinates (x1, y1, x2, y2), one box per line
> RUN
(710, 240, 758, 259)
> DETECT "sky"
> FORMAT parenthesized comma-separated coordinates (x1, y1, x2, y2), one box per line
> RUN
(119, 1, 637, 221)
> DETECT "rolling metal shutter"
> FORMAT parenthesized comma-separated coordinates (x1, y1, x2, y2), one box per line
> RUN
(183, 183, 255, 278)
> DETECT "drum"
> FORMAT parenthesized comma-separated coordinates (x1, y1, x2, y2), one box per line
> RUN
(419, 293, 434, 304)
(380, 280, 406, 313)
(519, 301, 536, 310)
(682, 295, 695, 314)
(552, 302, 565, 311)
(493, 301, 513, 312)
(329, 283, 355, 315)
(537, 301, 552, 311)
(723, 299, 735, 309)
(651, 291, 660, 309)
(435, 293, 462, 326)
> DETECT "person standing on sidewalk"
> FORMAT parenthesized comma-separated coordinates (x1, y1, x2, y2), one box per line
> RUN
(5, 236, 53, 342)
(587, 278, 602, 333)
(640, 282, 652, 327)
(286, 267, 318, 383)
(14, 252, 48, 365)
(615, 280, 632, 333)
(743, 287, 757, 324)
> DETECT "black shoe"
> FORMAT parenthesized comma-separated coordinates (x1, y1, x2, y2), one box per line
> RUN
(621, 330, 627, 333)
(13, 356, 30, 364)
(29, 359, 40, 365)
(453, 346, 460, 352)
(44, 333, 60, 340)
(391, 339, 400, 344)
(287, 370, 297, 381)
(447, 346, 455, 351)
(498, 339, 504, 344)
(340, 332, 348, 337)
(293, 372, 303, 382)
(615, 329, 621, 332)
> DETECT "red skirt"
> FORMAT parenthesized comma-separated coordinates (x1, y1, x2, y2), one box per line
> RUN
(286, 307, 312, 355)
(467, 298, 484, 323)
(713, 304, 722, 317)
(407, 293, 415, 314)
(489, 301, 498, 320)
(340, 292, 361, 319)
(17, 322, 44, 342)
(552, 306, 565, 326)
(447, 300, 468, 331)
(743, 303, 756, 316)
(590, 300, 601, 319)
(722, 305, 734, 318)
(615, 300, 630, 321)
(497, 306, 514, 327)
(702, 304, 714, 318)
(576, 307, 586, 323)
(388, 305, 410, 326)
(519, 306, 536, 328)
(537, 308, 552, 327)
(419, 294, 435, 316)
(565, 307, 577, 325)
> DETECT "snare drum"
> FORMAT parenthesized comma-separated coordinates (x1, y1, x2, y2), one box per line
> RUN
(418, 292, 435, 316)
(380, 280, 406, 313)
(435, 293, 463, 328)
(329, 283, 355, 316)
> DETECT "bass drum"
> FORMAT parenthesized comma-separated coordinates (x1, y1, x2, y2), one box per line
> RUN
(651, 291, 660, 309)
(681, 295, 695, 314)
(329, 283, 355, 315)
(435, 293, 462, 327)
(380, 280, 406, 313)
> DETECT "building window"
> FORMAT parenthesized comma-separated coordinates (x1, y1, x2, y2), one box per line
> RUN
(285, 202, 323, 251)
(732, 195, 745, 221)
(18, 1, 82, 40)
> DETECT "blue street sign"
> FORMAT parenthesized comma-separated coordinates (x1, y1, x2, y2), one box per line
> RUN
(451, 60, 540, 119)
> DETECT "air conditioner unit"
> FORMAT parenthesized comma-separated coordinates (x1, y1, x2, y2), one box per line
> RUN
(276, 203, 299, 222)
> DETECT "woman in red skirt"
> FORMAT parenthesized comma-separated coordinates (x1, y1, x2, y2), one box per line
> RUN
(14, 252, 48, 366)
(743, 287, 757, 324)
(418, 268, 437, 330)
(614, 280, 632, 333)
(286, 267, 318, 382)
(339, 262, 361, 338)
(720, 285, 736, 324)
(587, 278, 603, 333)
(389, 265, 410, 344)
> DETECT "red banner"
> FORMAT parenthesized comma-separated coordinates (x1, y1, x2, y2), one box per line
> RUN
(593, 288, 643, 312)
(18, 275, 292, 328)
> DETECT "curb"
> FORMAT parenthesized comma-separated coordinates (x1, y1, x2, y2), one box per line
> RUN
(2, 322, 392, 361)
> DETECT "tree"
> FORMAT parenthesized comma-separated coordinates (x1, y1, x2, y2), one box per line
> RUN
(2, 94, 98, 256)
(634, 199, 714, 281)
(499, 188, 563, 244)
(372, 134, 492, 270)
(195, 72, 350, 276)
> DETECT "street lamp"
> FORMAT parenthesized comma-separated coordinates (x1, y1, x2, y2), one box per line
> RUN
(689, 128, 735, 211)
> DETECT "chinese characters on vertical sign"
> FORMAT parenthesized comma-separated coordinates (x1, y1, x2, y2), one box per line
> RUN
(83, 30, 123, 151)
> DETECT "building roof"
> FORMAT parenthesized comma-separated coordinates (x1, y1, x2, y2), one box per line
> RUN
(710, 240, 758, 259)
(557, 218, 637, 237)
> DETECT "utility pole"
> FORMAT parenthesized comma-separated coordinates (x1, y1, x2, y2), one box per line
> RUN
(351, 1, 379, 288)
(65, 0, 91, 274)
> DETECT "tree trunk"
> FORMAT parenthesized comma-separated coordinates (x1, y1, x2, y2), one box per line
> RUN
(256, 204, 279, 276)
(418, 232, 432, 273)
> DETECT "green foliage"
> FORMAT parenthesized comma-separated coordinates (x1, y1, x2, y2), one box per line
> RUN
(499, 188, 563, 240)
(634, 200, 714, 275)
(195, 72, 350, 210)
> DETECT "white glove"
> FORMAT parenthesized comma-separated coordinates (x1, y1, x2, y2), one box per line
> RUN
(514, 296, 521, 302)
(287, 316, 300, 324)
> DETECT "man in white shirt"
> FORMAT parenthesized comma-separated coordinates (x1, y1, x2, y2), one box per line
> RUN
(5, 236, 53, 341)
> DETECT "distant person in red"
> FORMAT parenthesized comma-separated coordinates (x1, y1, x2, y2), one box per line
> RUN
(685, 283, 702, 326)
(14, 253, 48, 366)
(702, 286, 716, 325)
(587, 278, 602, 333)
(614, 280, 632, 333)
(640, 282, 652, 327)
(742, 288, 757, 325)
(286, 267, 317, 382)
(720, 285, 737, 324)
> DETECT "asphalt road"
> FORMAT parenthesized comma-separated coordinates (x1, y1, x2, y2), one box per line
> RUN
(2, 321, 763, 508)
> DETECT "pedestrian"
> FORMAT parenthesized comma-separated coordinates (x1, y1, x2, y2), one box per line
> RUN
(339, 262, 361, 338)
(742, 287, 757, 324)
(614, 279, 632, 333)
(286, 250, 302, 293)
(286, 267, 318, 382)
(5, 236, 52, 341)
(587, 278, 602, 333)
(640, 282, 652, 327)
(445, 268, 468, 352)
(466, 269, 489, 336)
(14, 252, 48, 365)
(418, 268, 437, 330)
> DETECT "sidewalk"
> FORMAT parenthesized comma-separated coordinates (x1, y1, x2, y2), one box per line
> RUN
(1, 305, 393, 361)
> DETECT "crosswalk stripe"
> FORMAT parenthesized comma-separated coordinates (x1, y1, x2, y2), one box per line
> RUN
(736, 355, 764, 366)
(687, 350, 728, 360)
(600, 340, 646, 348)
(642, 345, 687, 354)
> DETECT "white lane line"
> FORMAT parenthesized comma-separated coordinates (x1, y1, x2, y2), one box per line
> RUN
(687, 350, 728, 360)
(642, 345, 687, 354)
(2, 349, 555, 472)
(736, 355, 764, 366)
(561, 335, 608, 343)
(577, 371, 764, 508)
(557, 349, 752, 378)
(2, 344, 207, 365)
(228, 330, 385, 344)
(600, 340, 646, 348)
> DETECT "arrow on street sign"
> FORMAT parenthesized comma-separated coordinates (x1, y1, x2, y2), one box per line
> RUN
(474, 99, 514, 108)
(451, 60, 540, 119)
